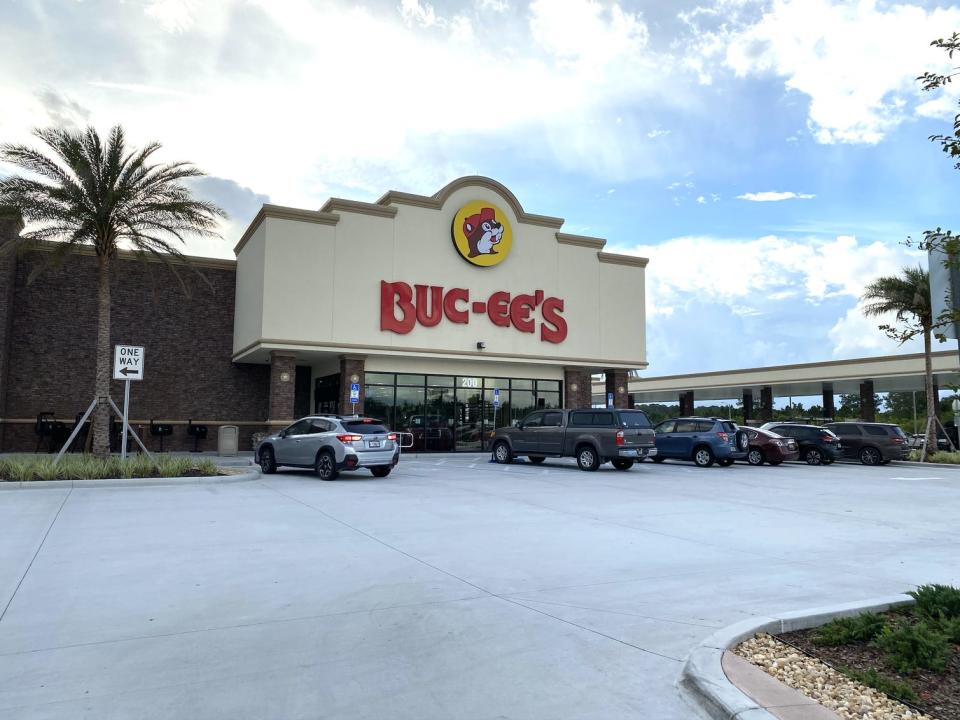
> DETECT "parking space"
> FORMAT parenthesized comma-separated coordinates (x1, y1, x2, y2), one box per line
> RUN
(1, 457, 958, 719)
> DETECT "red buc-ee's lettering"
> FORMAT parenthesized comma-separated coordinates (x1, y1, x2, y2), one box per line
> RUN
(379, 281, 567, 343)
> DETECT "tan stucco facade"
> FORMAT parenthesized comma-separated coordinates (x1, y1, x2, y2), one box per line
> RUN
(232, 176, 648, 380)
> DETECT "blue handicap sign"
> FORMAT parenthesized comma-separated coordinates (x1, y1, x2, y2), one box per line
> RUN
(349, 382, 360, 402)
(494, 388, 500, 407)
(607, 392, 614, 408)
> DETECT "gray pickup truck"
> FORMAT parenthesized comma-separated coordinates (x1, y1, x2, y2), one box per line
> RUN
(491, 408, 657, 471)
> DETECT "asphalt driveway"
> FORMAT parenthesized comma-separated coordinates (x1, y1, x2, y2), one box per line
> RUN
(1, 456, 958, 719)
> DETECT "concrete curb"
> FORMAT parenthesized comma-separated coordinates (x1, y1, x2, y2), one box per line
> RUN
(0, 468, 261, 490)
(678, 594, 913, 720)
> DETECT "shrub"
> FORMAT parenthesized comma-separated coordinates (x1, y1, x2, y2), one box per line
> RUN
(908, 584, 960, 621)
(876, 622, 951, 674)
(927, 450, 960, 464)
(843, 667, 918, 703)
(0, 454, 222, 481)
(935, 616, 960, 644)
(813, 612, 887, 646)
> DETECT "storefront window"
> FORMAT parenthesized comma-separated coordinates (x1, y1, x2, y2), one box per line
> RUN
(358, 373, 562, 451)
(364, 385, 395, 426)
(365, 373, 395, 385)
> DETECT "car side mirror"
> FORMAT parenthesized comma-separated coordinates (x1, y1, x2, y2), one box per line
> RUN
(279, 430, 287, 438)
(514, 421, 523, 429)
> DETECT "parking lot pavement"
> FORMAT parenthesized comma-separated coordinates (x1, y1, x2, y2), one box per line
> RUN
(1, 458, 958, 719)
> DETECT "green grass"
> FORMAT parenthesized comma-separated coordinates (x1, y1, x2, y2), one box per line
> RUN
(0, 455, 221, 482)
(908, 449, 960, 463)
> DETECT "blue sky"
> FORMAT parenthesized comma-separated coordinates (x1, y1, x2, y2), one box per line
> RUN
(2, 0, 959, 377)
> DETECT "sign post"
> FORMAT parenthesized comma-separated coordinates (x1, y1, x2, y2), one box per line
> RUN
(113, 345, 145, 460)
(350, 383, 360, 414)
(493, 387, 500, 430)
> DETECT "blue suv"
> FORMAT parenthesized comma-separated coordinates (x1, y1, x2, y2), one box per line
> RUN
(651, 417, 749, 467)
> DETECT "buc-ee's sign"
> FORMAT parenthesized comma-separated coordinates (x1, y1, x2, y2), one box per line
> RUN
(378, 199, 568, 343)
(380, 282, 568, 343)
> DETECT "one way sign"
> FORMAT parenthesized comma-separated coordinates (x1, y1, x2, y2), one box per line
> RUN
(113, 345, 145, 381)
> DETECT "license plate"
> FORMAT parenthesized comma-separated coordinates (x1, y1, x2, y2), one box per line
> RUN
(369, 440, 381, 448)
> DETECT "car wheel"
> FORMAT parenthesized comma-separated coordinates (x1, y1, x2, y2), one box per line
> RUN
(747, 448, 764, 466)
(735, 430, 750, 452)
(258, 447, 277, 474)
(370, 465, 391, 478)
(804, 448, 823, 466)
(860, 447, 882, 466)
(528, 456, 546, 465)
(611, 458, 634, 470)
(717, 458, 734, 467)
(693, 446, 714, 468)
(493, 441, 513, 464)
(315, 450, 339, 481)
(651, 456, 665, 463)
(577, 445, 600, 471)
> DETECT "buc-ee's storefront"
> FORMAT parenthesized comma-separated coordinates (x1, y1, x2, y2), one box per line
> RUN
(233, 176, 649, 451)
(0, 176, 647, 453)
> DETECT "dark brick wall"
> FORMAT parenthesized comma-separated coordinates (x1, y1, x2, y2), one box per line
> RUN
(0, 217, 23, 448)
(268, 351, 297, 427)
(338, 355, 365, 415)
(604, 369, 629, 409)
(1, 249, 269, 452)
(564, 368, 591, 409)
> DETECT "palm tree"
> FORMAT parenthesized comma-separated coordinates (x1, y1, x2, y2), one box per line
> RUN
(861, 266, 937, 454)
(0, 126, 225, 457)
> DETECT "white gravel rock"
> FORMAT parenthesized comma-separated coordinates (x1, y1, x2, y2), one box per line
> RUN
(733, 633, 934, 720)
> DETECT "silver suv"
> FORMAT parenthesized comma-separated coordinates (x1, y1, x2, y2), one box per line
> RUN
(255, 415, 400, 480)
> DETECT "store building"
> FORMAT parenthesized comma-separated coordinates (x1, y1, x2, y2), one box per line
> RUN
(0, 176, 648, 453)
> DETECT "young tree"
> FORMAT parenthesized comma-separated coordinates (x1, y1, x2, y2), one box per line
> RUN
(0, 126, 225, 457)
(861, 267, 937, 452)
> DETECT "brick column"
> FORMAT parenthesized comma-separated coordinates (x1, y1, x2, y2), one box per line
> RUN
(859, 380, 876, 422)
(604, 369, 629, 409)
(822, 383, 835, 421)
(760, 386, 773, 422)
(268, 351, 297, 428)
(0, 213, 23, 450)
(742, 389, 753, 425)
(338, 355, 366, 415)
(563, 367, 592, 409)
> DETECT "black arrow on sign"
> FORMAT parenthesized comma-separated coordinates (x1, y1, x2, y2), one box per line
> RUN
(119, 367, 139, 376)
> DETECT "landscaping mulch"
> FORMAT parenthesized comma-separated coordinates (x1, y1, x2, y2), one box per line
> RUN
(779, 609, 960, 720)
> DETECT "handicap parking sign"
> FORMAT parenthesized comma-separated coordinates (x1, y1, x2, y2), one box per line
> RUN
(350, 383, 360, 402)
(494, 388, 500, 407)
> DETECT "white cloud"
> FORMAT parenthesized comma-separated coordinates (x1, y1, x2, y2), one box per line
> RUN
(616, 233, 923, 365)
(144, 0, 201, 33)
(399, 0, 443, 28)
(719, 0, 960, 144)
(737, 191, 815, 202)
(647, 128, 670, 138)
(477, 0, 509, 11)
(696, 195, 706, 204)
(828, 302, 922, 358)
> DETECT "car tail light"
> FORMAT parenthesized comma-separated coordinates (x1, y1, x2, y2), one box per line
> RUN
(717, 431, 728, 442)
(819, 433, 835, 442)
(616, 430, 624, 446)
(891, 437, 904, 444)
(388, 433, 397, 441)
(336, 434, 362, 443)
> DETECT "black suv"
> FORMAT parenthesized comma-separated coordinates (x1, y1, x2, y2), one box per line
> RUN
(761, 423, 842, 466)
(822, 422, 910, 465)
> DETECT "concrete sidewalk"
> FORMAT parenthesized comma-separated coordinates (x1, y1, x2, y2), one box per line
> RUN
(0, 456, 957, 719)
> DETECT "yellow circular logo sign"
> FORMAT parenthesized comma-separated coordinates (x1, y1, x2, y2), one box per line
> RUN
(451, 200, 512, 267)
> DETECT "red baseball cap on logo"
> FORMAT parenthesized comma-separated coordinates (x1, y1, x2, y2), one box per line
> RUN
(463, 207, 496, 235)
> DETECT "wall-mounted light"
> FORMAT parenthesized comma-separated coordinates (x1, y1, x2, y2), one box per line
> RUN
(279, 371, 291, 383)
(476, 341, 486, 351)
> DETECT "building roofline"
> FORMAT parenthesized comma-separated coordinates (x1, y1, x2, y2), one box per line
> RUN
(234, 204, 340, 255)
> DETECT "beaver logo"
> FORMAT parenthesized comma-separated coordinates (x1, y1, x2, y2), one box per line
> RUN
(463, 208, 504, 257)
(452, 201, 513, 267)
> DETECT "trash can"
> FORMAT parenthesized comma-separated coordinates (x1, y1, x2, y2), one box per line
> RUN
(217, 425, 239, 456)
